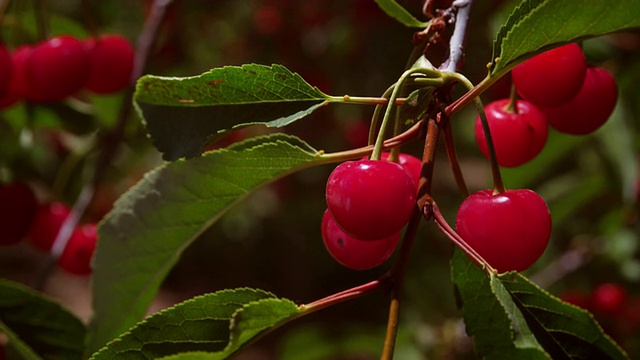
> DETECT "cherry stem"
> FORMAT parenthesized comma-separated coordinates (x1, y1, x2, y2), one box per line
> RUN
(33, 0, 49, 40)
(430, 201, 496, 275)
(329, 95, 406, 106)
(504, 82, 519, 113)
(441, 116, 469, 197)
(371, 68, 433, 161)
(369, 84, 397, 145)
(446, 72, 505, 194)
(81, 0, 100, 38)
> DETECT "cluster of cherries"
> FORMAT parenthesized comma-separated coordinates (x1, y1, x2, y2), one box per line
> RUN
(476, 43, 618, 168)
(0, 33, 134, 109)
(322, 152, 422, 270)
(0, 182, 97, 275)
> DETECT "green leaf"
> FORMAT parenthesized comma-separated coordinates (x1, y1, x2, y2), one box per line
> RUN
(0, 279, 86, 360)
(451, 250, 629, 359)
(87, 134, 326, 353)
(90, 288, 301, 360)
(499, 273, 629, 360)
(490, 0, 640, 75)
(451, 250, 550, 359)
(134, 64, 330, 160)
(373, 0, 429, 28)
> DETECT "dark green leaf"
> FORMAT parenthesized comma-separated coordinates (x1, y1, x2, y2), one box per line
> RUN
(87, 134, 327, 353)
(134, 64, 330, 160)
(398, 87, 435, 124)
(451, 250, 550, 359)
(90, 288, 300, 360)
(490, 0, 640, 76)
(0, 279, 86, 360)
(499, 273, 629, 360)
(374, 0, 429, 28)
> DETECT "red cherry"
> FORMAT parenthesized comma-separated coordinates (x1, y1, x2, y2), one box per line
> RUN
(0, 43, 12, 94)
(28, 202, 71, 252)
(381, 152, 422, 188)
(455, 189, 552, 273)
(512, 43, 587, 107)
(321, 210, 399, 270)
(84, 34, 135, 94)
(326, 159, 416, 240)
(0, 45, 47, 107)
(58, 223, 97, 275)
(542, 67, 618, 135)
(25, 36, 90, 102)
(475, 99, 548, 168)
(591, 283, 627, 315)
(0, 182, 38, 246)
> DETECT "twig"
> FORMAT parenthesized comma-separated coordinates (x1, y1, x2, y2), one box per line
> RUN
(439, 0, 473, 73)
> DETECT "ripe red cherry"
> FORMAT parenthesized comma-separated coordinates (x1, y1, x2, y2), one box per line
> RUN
(475, 99, 548, 168)
(326, 159, 416, 240)
(28, 202, 71, 252)
(58, 223, 97, 275)
(25, 35, 90, 102)
(0, 43, 12, 94)
(591, 283, 627, 315)
(0, 182, 38, 246)
(381, 152, 422, 188)
(512, 43, 587, 107)
(84, 34, 135, 94)
(321, 210, 399, 270)
(455, 189, 552, 273)
(542, 67, 618, 135)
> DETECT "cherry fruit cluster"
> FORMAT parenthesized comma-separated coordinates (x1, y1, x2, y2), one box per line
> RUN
(476, 43, 618, 168)
(321, 152, 421, 270)
(0, 34, 134, 109)
(0, 182, 97, 275)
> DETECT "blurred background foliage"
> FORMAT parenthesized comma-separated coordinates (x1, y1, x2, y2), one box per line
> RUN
(1, 0, 639, 359)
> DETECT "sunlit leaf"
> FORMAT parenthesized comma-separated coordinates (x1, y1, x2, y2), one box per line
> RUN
(374, 0, 429, 28)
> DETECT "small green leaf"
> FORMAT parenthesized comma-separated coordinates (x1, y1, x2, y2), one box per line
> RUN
(499, 273, 629, 360)
(398, 87, 435, 124)
(0, 280, 86, 360)
(134, 64, 330, 160)
(490, 0, 640, 76)
(90, 288, 301, 360)
(374, 0, 429, 28)
(451, 250, 550, 359)
(87, 134, 327, 353)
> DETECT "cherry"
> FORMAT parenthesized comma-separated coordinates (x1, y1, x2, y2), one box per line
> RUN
(542, 66, 618, 135)
(0, 45, 46, 107)
(0, 43, 12, 94)
(380, 152, 422, 188)
(321, 210, 399, 270)
(84, 34, 135, 94)
(455, 189, 552, 273)
(511, 43, 587, 107)
(591, 283, 627, 315)
(28, 202, 71, 252)
(58, 223, 97, 275)
(326, 159, 416, 240)
(0, 182, 38, 246)
(25, 35, 90, 102)
(474, 99, 548, 168)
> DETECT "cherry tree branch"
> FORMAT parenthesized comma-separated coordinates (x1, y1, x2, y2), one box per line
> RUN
(439, 0, 473, 73)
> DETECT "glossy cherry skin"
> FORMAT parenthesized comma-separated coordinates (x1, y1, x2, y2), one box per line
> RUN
(0, 43, 12, 94)
(25, 36, 90, 102)
(326, 159, 416, 240)
(455, 189, 552, 273)
(0, 183, 38, 246)
(0, 46, 47, 107)
(542, 67, 618, 135)
(475, 99, 548, 168)
(28, 202, 71, 252)
(591, 283, 627, 315)
(512, 43, 587, 107)
(321, 210, 399, 270)
(84, 34, 135, 94)
(381, 152, 422, 188)
(58, 223, 97, 275)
